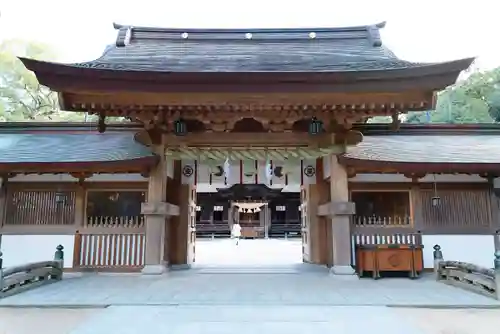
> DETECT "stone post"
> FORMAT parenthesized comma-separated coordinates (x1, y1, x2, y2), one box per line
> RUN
(433, 244, 443, 280)
(494, 251, 500, 300)
(53, 245, 64, 280)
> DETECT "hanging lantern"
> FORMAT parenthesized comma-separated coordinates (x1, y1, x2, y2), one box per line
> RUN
(173, 119, 187, 136)
(431, 175, 440, 207)
(308, 117, 323, 135)
(97, 114, 106, 133)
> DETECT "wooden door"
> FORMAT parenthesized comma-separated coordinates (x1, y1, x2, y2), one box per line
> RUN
(300, 188, 311, 262)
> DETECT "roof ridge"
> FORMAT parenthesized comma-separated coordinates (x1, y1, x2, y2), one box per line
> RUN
(112, 21, 387, 47)
(112, 21, 387, 33)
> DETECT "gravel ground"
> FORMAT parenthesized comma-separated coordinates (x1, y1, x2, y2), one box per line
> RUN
(0, 308, 98, 334)
(394, 308, 500, 334)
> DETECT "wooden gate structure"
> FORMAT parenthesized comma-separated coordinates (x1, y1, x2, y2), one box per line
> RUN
(0, 21, 474, 274)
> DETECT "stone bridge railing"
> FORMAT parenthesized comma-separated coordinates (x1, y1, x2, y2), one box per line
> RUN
(0, 245, 65, 299)
(433, 244, 500, 300)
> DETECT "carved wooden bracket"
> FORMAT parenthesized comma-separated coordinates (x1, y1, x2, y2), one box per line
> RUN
(403, 173, 427, 183)
(69, 172, 94, 185)
(141, 202, 180, 217)
(317, 201, 356, 217)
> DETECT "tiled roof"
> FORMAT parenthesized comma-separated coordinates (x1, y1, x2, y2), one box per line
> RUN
(344, 135, 500, 164)
(70, 22, 437, 73)
(0, 132, 154, 164)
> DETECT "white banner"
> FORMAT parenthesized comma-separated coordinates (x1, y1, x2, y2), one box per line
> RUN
(197, 161, 227, 186)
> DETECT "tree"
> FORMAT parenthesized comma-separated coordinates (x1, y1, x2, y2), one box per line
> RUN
(424, 66, 500, 124)
(0, 39, 62, 121)
(0, 39, 129, 123)
(366, 66, 500, 124)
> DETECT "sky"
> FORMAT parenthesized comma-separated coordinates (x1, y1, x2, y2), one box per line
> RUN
(0, 0, 498, 70)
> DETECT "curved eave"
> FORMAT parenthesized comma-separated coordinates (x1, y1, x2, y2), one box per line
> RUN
(339, 156, 500, 175)
(0, 156, 159, 174)
(19, 57, 474, 92)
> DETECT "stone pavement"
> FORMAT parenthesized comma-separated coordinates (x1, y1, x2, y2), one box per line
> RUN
(0, 239, 499, 334)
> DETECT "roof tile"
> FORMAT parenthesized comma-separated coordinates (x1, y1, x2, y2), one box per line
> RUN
(72, 23, 426, 73)
(345, 135, 500, 164)
(0, 132, 154, 163)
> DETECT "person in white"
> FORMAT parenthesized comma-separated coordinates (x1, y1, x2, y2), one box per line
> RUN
(231, 222, 242, 245)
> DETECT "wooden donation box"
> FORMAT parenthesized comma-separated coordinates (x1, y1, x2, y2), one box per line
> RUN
(355, 244, 424, 279)
(241, 226, 259, 238)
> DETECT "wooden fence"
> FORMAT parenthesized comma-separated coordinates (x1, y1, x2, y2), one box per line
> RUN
(73, 233, 145, 271)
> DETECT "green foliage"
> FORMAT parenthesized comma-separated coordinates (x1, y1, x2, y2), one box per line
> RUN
(0, 39, 128, 123)
(426, 66, 500, 124)
(0, 39, 61, 121)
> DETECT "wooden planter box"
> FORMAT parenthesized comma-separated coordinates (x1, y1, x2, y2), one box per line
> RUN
(355, 244, 424, 279)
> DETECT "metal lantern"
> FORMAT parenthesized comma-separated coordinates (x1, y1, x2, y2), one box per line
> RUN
(97, 114, 106, 133)
(173, 119, 187, 136)
(308, 117, 323, 135)
(431, 175, 440, 207)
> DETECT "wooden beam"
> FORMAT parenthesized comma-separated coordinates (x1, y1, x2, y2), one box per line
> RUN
(63, 91, 432, 110)
(162, 132, 359, 149)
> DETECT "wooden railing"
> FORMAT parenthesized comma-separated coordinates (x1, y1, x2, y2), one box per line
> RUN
(353, 215, 412, 227)
(269, 220, 301, 238)
(433, 244, 500, 300)
(352, 225, 421, 246)
(196, 220, 230, 239)
(86, 216, 145, 228)
(74, 233, 145, 271)
(0, 245, 64, 299)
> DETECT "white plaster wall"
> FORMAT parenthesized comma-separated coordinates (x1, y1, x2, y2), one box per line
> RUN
(422, 235, 495, 269)
(0, 235, 75, 268)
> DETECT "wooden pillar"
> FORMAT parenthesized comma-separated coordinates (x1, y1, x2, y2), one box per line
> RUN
(328, 154, 356, 275)
(141, 149, 169, 275)
(302, 179, 329, 265)
(73, 185, 86, 228)
(168, 161, 196, 268)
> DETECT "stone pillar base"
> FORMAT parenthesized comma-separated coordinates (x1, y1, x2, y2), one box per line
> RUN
(170, 264, 192, 271)
(141, 264, 168, 275)
(329, 265, 356, 276)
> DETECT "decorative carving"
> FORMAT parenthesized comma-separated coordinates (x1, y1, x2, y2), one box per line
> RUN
(303, 165, 316, 178)
(182, 165, 195, 178)
(387, 253, 401, 267)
